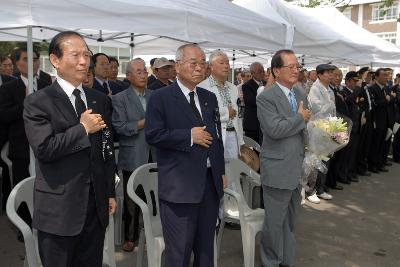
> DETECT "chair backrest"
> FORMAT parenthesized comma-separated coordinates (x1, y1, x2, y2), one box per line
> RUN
(126, 163, 161, 247)
(1, 141, 13, 188)
(6, 176, 41, 267)
(243, 136, 261, 153)
(225, 158, 260, 217)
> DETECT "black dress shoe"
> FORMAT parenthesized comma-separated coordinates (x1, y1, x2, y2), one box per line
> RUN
(338, 180, 351, 184)
(359, 172, 372, 177)
(369, 167, 379, 173)
(350, 177, 359, 182)
(378, 167, 389, 172)
(330, 185, 344, 190)
(385, 162, 393, 166)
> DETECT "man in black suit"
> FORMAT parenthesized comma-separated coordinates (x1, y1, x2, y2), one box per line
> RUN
(368, 68, 390, 173)
(109, 57, 130, 89)
(243, 62, 264, 143)
(147, 57, 158, 87)
(148, 57, 173, 90)
(23, 31, 117, 267)
(0, 55, 14, 78)
(92, 53, 123, 95)
(145, 44, 226, 266)
(326, 68, 346, 190)
(0, 55, 16, 209)
(341, 71, 362, 182)
(0, 48, 51, 188)
(355, 67, 373, 177)
(382, 68, 396, 166)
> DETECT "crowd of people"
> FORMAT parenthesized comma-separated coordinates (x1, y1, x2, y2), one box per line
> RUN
(0, 30, 399, 267)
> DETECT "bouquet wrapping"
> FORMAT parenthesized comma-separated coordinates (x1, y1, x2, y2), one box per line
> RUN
(301, 113, 352, 186)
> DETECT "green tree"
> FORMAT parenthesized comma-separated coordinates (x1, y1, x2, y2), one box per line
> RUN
(0, 41, 49, 57)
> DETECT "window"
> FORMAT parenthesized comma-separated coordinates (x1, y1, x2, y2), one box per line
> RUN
(376, 32, 397, 44)
(371, 3, 398, 21)
(342, 8, 352, 20)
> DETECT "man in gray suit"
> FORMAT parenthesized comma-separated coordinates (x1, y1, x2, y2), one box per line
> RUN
(111, 58, 153, 252)
(257, 49, 311, 267)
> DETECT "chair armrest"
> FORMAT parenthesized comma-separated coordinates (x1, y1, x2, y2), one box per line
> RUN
(223, 188, 247, 222)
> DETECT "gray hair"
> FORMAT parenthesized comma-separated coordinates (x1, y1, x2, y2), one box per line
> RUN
(208, 50, 228, 65)
(249, 62, 263, 75)
(175, 44, 205, 61)
(126, 58, 145, 74)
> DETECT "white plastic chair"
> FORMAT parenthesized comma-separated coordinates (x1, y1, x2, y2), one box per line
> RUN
(1, 142, 13, 188)
(6, 176, 116, 267)
(127, 163, 164, 267)
(243, 136, 261, 153)
(127, 163, 218, 267)
(218, 158, 264, 267)
(242, 136, 262, 208)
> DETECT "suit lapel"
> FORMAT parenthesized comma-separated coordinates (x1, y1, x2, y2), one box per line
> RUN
(127, 87, 145, 116)
(197, 89, 209, 125)
(272, 83, 293, 116)
(172, 83, 201, 125)
(84, 88, 99, 113)
(49, 81, 79, 125)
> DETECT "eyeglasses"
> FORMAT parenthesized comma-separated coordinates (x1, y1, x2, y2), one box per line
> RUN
(178, 60, 206, 69)
(281, 64, 302, 71)
(128, 70, 148, 76)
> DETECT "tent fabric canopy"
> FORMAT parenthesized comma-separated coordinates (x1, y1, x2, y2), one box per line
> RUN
(0, 0, 292, 53)
(234, 0, 400, 66)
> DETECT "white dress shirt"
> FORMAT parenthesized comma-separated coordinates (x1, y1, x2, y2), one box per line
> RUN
(56, 75, 87, 116)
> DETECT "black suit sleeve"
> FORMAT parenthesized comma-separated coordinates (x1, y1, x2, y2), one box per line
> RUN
(0, 82, 24, 124)
(23, 93, 91, 163)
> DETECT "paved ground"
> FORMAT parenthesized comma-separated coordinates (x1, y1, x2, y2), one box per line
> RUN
(1, 162, 399, 267)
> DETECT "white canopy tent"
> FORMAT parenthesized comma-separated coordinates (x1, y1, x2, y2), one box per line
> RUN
(0, 0, 293, 53)
(234, 0, 400, 66)
(0, 0, 296, 86)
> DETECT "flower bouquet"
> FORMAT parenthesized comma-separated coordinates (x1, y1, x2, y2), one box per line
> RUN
(301, 114, 352, 187)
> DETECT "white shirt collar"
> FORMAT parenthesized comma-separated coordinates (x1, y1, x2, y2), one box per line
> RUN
(19, 74, 36, 88)
(95, 77, 108, 85)
(276, 81, 293, 97)
(177, 78, 197, 98)
(56, 75, 84, 97)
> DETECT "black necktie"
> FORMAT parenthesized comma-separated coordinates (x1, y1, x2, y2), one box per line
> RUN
(72, 89, 86, 119)
(103, 81, 109, 94)
(189, 91, 203, 123)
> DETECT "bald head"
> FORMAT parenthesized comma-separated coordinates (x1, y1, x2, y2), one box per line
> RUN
(126, 58, 148, 90)
(250, 62, 264, 81)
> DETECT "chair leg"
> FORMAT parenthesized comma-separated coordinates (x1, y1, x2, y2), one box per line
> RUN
(242, 227, 255, 267)
(136, 227, 145, 267)
(216, 217, 225, 259)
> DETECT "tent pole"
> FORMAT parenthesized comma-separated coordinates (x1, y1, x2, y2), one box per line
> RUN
(231, 50, 235, 83)
(27, 25, 36, 176)
(27, 25, 34, 92)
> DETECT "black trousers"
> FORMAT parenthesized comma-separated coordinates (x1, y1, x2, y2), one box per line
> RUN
(38, 185, 105, 267)
(393, 129, 400, 161)
(326, 153, 339, 188)
(368, 128, 387, 169)
(347, 132, 360, 178)
(122, 170, 146, 243)
(160, 170, 219, 267)
(0, 158, 10, 210)
(357, 121, 373, 174)
(334, 144, 351, 183)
